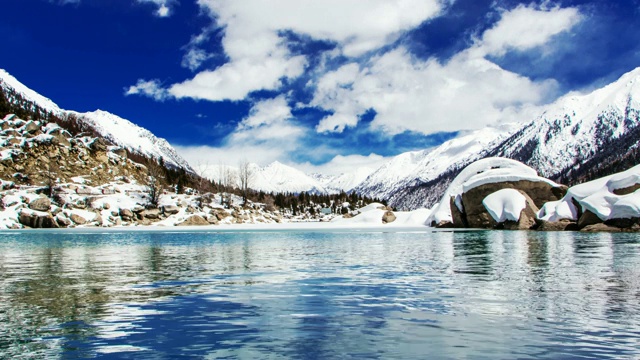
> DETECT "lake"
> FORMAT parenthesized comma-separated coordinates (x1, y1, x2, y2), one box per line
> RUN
(0, 229, 639, 359)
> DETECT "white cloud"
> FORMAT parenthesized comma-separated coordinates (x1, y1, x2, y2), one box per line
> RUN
(154, 0, 447, 102)
(312, 5, 581, 135)
(176, 96, 307, 168)
(169, 54, 307, 101)
(473, 5, 582, 57)
(137, 0, 176, 17)
(124, 79, 169, 101)
(181, 48, 213, 72)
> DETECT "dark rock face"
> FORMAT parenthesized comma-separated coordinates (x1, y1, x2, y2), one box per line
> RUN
(612, 183, 640, 195)
(537, 220, 577, 231)
(19, 211, 58, 228)
(449, 196, 467, 228)
(577, 210, 603, 229)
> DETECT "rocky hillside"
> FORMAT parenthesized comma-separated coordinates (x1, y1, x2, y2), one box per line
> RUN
(0, 69, 193, 172)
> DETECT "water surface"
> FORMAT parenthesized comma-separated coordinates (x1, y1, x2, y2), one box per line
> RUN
(0, 230, 639, 359)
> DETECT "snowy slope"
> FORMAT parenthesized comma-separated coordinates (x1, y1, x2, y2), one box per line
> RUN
(487, 67, 640, 178)
(0, 69, 193, 172)
(200, 161, 330, 194)
(355, 126, 512, 200)
(312, 167, 376, 193)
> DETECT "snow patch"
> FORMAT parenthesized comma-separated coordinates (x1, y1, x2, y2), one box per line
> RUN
(482, 189, 526, 223)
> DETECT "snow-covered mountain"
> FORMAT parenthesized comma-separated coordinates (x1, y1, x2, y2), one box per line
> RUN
(312, 167, 376, 194)
(355, 126, 514, 201)
(374, 67, 640, 210)
(199, 161, 330, 194)
(0, 69, 193, 172)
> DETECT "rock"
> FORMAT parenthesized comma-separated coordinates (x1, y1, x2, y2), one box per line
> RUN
(19, 210, 58, 228)
(119, 208, 134, 218)
(89, 138, 109, 152)
(103, 203, 110, 210)
(177, 215, 209, 226)
(142, 208, 160, 219)
(577, 210, 603, 229)
(96, 153, 109, 163)
(22, 120, 39, 134)
(162, 205, 180, 215)
(581, 223, 623, 232)
(69, 213, 88, 225)
(382, 210, 396, 224)
(111, 147, 127, 158)
(449, 196, 467, 228)
(461, 180, 564, 229)
(28, 196, 51, 212)
(605, 217, 640, 229)
(435, 221, 454, 228)
(49, 129, 71, 147)
(613, 183, 640, 196)
(55, 213, 72, 227)
(206, 215, 219, 224)
(537, 219, 577, 231)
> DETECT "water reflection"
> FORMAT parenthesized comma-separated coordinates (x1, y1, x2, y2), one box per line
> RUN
(0, 230, 639, 358)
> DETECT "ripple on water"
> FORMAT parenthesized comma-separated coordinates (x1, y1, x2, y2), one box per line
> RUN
(0, 230, 639, 358)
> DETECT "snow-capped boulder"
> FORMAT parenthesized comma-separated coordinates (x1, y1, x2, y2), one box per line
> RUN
(539, 163, 640, 230)
(482, 189, 538, 230)
(427, 157, 566, 228)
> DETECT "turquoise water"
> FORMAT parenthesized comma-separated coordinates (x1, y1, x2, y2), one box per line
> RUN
(0, 229, 639, 359)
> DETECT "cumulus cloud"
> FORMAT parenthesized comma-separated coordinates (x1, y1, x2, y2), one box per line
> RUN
(473, 4, 582, 57)
(124, 79, 169, 101)
(151, 0, 447, 102)
(312, 4, 581, 135)
(137, 0, 176, 17)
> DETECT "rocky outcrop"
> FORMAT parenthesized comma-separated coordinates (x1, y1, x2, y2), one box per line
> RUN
(177, 215, 209, 226)
(28, 196, 51, 212)
(382, 210, 396, 224)
(19, 210, 58, 228)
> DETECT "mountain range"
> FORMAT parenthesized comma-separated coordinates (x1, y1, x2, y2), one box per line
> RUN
(2, 66, 640, 209)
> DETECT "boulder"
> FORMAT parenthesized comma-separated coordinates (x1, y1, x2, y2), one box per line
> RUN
(55, 213, 72, 227)
(162, 205, 180, 215)
(19, 210, 58, 228)
(28, 196, 51, 212)
(142, 208, 160, 219)
(605, 217, 640, 229)
(581, 223, 623, 232)
(382, 210, 396, 224)
(69, 213, 88, 225)
(577, 210, 603, 229)
(119, 208, 134, 219)
(537, 219, 578, 231)
(177, 215, 209, 226)
(89, 138, 109, 152)
(462, 180, 564, 229)
(22, 120, 39, 134)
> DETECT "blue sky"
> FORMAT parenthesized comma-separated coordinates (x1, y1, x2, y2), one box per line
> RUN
(2, 0, 640, 174)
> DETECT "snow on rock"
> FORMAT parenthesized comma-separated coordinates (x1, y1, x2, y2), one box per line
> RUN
(427, 157, 559, 226)
(538, 163, 640, 223)
(482, 189, 526, 223)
